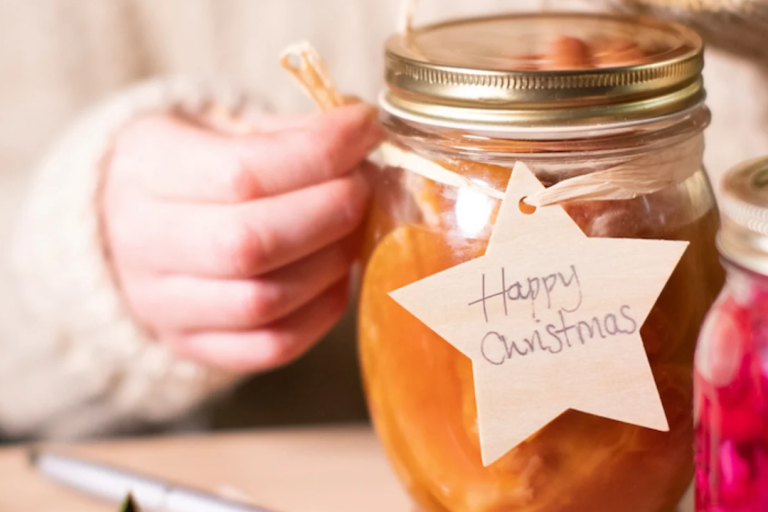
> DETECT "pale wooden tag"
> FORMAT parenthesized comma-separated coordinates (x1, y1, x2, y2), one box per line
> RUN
(389, 162, 689, 466)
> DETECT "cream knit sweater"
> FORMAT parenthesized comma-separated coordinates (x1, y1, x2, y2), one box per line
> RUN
(1, 0, 766, 439)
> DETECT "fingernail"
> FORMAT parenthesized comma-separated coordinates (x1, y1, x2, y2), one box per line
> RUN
(359, 106, 385, 147)
(359, 103, 379, 121)
(341, 101, 375, 121)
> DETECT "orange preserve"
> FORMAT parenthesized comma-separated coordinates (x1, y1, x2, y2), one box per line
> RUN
(358, 13, 725, 512)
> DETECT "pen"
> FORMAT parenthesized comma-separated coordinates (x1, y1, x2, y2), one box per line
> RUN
(30, 449, 278, 512)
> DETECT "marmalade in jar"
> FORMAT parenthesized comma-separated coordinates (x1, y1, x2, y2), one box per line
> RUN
(358, 12, 724, 512)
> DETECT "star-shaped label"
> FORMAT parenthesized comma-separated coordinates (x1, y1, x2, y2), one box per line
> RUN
(389, 162, 688, 466)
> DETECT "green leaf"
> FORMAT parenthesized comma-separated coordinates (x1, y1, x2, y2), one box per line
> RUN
(119, 494, 140, 512)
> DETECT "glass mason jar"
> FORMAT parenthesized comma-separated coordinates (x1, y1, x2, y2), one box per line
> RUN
(358, 12, 724, 512)
(695, 158, 768, 512)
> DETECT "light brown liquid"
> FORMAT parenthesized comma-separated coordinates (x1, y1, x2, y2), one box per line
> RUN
(358, 160, 723, 512)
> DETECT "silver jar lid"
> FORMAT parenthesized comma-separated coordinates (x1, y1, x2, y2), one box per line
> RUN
(718, 157, 768, 275)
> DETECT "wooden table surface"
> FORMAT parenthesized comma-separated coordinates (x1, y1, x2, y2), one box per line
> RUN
(0, 426, 412, 512)
(0, 425, 695, 512)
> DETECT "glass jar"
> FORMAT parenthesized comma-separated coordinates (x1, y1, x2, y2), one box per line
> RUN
(695, 158, 768, 512)
(358, 12, 724, 512)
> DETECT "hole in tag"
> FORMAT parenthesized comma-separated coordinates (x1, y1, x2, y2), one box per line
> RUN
(519, 197, 537, 215)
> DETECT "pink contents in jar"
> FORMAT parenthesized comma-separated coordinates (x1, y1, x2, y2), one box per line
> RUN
(695, 157, 768, 512)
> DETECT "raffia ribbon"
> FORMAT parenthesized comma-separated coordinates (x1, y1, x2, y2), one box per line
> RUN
(399, 0, 419, 36)
(280, 42, 504, 202)
(523, 136, 703, 206)
(280, 42, 703, 207)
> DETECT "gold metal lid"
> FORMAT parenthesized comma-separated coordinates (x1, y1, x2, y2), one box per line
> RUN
(718, 157, 768, 275)
(382, 12, 705, 132)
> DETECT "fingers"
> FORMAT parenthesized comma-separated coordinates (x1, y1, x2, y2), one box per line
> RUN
(105, 106, 377, 374)
(112, 115, 247, 203)
(238, 109, 315, 132)
(231, 103, 382, 198)
(130, 236, 357, 332)
(168, 277, 350, 372)
(117, 103, 383, 203)
(112, 169, 370, 278)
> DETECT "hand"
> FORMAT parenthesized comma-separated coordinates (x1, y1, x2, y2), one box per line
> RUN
(102, 103, 383, 372)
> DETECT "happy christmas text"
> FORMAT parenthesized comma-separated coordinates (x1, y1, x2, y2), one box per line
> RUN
(468, 264, 638, 366)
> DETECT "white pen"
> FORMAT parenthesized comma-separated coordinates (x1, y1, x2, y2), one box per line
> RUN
(30, 449, 278, 512)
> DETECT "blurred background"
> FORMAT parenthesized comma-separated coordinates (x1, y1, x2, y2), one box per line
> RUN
(1, 0, 767, 443)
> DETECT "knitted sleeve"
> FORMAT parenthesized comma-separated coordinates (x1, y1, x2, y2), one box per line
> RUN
(0, 78, 257, 439)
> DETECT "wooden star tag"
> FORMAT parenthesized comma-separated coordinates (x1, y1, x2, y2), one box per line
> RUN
(389, 162, 688, 466)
